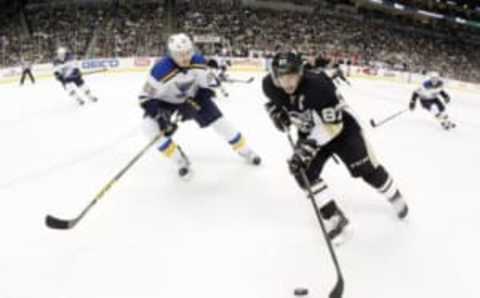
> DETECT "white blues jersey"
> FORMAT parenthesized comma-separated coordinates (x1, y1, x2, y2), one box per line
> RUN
(212, 55, 228, 69)
(142, 54, 210, 104)
(53, 53, 80, 79)
(416, 79, 445, 101)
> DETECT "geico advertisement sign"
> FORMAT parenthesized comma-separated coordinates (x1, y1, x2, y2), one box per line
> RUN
(81, 59, 120, 69)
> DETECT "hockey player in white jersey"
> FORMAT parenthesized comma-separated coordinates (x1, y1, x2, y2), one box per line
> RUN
(409, 72, 455, 130)
(206, 58, 229, 97)
(53, 47, 98, 105)
(139, 33, 261, 179)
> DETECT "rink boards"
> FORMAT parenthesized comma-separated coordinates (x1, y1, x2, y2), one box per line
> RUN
(1, 56, 480, 94)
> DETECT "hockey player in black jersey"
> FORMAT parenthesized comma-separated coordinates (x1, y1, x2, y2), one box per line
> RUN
(303, 54, 350, 86)
(262, 52, 408, 242)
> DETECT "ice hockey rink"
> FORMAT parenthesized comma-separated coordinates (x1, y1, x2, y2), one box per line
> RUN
(1, 71, 479, 298)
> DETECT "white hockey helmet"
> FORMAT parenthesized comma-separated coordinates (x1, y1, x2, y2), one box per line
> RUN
(167, 33, 194, 65)
(428, 71, 440, 81)
(56, 47, 68, 60)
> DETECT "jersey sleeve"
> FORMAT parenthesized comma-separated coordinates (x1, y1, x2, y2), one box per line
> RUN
(145, 57, 178, 99)
(306, 76, 345, 146)
(190, 54, 209, 89)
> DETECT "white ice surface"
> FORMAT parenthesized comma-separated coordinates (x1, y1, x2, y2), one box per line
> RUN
(0, 72, 479, 298)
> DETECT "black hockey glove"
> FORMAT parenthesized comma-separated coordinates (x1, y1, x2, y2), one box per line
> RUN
(140, 98, 178, 137)
(157, 112, 178, 137)
(409, 93, 418, 111)
(409, 101, 416, 111)
(288, 139, 319, 176)
(440, 91, 451, 104)
(54, 71, 65, 84)
(265, 102, 290, 131)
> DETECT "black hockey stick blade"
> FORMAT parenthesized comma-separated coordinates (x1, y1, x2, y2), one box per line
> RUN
(246, 77, 254, 83)
(329, 276, 344, 298)
(369, 119, 376, 127)
(45, 215, 75, 230)
(44, 134, 162, 231)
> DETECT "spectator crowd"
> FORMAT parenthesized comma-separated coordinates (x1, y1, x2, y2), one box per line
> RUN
(1, 0, 479, 82)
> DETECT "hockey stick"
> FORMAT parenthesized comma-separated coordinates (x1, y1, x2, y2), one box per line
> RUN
(369, 108, 408, 128)
(285, 130, 344, 298)
(45, 133, 163, 230)
(226, 77, 254, 84)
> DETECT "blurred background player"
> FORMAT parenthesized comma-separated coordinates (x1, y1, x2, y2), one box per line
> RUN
(53, 47, 98, 105)
(19, 57, 35, 86)
(206, 58, 229, 97)
(330, 61, 351, 86)
(263, 52, 408, 243)
(211, 54, 231, 82)
(208, 55, 254, 84)
(139, 33, 261, 179)
(303, 53, 350, 86)
(409, 71, 455, 130)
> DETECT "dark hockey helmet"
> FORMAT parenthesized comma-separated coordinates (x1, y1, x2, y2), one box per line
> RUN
(271, 52, 304, 79)
(207, 58, 219, 69)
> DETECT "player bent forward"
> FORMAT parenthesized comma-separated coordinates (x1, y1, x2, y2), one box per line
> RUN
(139, 33, 261, 179)
(262, 52, 409, 243)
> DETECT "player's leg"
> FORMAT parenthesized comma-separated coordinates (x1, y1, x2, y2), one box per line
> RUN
(182, 88, 261, 165)
(141, 102, 191, 179)
(75, 75, 98, 102)
(19, 71, 26, 86)
(64, 81, 85, 105)
(336, 129, 409, 219)
(27, 70, 35, 84)
(431, 99, 455, 129)
(293, 149, 350, 243)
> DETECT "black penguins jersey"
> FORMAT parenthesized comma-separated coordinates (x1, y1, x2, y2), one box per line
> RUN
(262, 71, 360, 146)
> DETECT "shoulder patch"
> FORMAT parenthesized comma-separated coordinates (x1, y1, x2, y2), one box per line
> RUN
(151, 57, 178, 82)
(191, 54, 206, 65)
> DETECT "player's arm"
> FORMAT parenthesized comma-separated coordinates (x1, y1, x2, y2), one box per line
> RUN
(307, 78, 345, 145)
(53, 62, 66, 84)
(191, 55, 210, 88)
(138, 59, 178, 116)
(312, 75, 344, 122)
(409, 90, 420, 110)
(142, 59, 177, 103)
(439, 87, 451, 104)
(262, 76, 290, 132)
(191, 54, 216, 98)
(138, 67, 179, 136)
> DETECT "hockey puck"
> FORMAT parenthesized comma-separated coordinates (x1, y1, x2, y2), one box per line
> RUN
(293, 288, 309, 296)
